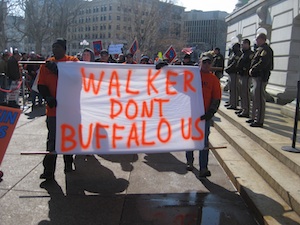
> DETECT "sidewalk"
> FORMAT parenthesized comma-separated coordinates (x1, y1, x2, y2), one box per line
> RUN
(0, 106, 258, 225)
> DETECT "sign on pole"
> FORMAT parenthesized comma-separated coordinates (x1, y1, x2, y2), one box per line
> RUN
(93, 40, 102, 57)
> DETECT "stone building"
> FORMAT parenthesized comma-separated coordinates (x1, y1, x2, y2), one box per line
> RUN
(66, 0, 185, 57)
(183, 10, 228, 59)
(226, 0, 300, 104)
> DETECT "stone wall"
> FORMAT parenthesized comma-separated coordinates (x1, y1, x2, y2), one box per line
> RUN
(225, 0, 300, 104)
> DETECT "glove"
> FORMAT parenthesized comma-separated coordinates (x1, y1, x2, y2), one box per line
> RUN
(46, 96, 57, 108)
(200, 110, 214, 121)
(45, 61, 58, 75)
(155, 61, 168, 70)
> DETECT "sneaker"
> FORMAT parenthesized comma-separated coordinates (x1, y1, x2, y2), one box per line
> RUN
(39, 173, 54, 180)
(186, 162, 194, 171)
(199, 169, 211, 178)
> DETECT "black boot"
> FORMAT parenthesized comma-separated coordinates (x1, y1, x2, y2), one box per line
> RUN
(63, 155, 74, 173)
(40, 154, 57, 180)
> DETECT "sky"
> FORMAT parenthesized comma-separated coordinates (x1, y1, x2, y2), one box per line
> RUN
(177, 0, 237, 13)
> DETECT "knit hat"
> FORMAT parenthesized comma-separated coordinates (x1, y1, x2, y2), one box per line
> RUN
(83, 47, 95, 62)
(53, 38, 67, 50)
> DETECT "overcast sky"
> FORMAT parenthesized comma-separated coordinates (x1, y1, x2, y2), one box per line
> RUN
(177, 0, 237, 13)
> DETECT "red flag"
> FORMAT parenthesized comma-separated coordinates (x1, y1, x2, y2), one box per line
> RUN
(163, 46, 177, 63)
(93, 40, 102, 56)
(129, 39, 138, 55)
(181, 47, 193, 55)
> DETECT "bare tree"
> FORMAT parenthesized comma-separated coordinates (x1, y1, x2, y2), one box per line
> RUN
(0, 0, 8, 50)
(0, 0, 25, 50)
(9, 0, 87, 54)
(119, 0, 187, 57)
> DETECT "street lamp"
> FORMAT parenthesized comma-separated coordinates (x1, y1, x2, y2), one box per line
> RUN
(80, 39, 89, 48)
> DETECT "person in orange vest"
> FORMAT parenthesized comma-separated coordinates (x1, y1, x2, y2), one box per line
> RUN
(38, 38, 79, 180)
(186, 52, 221, 177)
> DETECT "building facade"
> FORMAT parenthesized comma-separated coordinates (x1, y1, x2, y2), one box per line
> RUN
(226, 0, 300, 104)
(67, 0, 185, 57)
(183, 10, 228, 59)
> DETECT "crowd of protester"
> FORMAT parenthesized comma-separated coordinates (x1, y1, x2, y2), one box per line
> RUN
(0, 35, 273, 179)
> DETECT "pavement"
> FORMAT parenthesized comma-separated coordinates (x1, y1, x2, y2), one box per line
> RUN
(0, 103, 260, 225)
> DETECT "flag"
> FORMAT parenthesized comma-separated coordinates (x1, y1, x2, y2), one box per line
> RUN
(163, 46, 177, 63)
(181, 47, 194, 55)
(129, 38, 138, 55)
(93, 40, 102, 56)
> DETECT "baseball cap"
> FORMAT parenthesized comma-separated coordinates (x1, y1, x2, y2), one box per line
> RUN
(200, 52, 213, 61)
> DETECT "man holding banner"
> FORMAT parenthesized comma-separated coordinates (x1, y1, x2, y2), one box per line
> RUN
(38, 38, 79, 180)
(186, 52, 221, 177)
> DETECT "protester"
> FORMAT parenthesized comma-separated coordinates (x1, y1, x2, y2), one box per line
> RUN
(248, 33, 274, 127)
(96, 49, 112, 63)
(139, 55, 150, 64)
(82, 48, 95, 62)
(38, 38, 79, 180)
(236, 39, 254, 118)
(124, 53, 137, 64)
(117, 53, 125, 63)
(182, 54, 195, 65)
(6, 49, 21, 108)
(0, 51, 9, 105)
(224, 43, 242, 110)
(27, 52, 44, 109)
(186, 52, 221, 177)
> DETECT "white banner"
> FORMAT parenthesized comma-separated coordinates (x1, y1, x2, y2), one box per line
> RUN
(56, 62, 205, 154)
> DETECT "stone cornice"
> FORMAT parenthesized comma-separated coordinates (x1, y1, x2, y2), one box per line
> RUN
(226, 0, 283, 25)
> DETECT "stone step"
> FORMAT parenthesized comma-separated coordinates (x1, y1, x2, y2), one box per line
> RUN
(211, 112, 300, 217)
(218, 103, 300, 177)
(209, 127, 300, 225)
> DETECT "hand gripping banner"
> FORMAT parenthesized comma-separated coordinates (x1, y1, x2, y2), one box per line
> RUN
(56, 62, 205, 154)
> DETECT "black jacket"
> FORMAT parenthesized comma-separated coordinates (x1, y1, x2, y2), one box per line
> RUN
(250, 43, 274, 81)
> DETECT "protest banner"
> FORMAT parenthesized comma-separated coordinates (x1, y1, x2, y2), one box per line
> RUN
(56, 62, 205, 154)
(108, 44, 124, 55)
(0, 106, 21, 165)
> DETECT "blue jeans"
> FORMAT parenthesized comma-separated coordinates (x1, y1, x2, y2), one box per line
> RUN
(186, 119, 210, 170)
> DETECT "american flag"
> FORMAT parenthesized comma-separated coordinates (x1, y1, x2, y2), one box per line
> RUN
(129, 38, 138, 55)
(181, 47, 194, 55)
(93, 40, 102, 56)
(163, 46, 177, 63)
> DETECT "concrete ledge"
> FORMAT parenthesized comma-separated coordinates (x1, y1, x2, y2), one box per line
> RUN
(217, 103, 300, 177)
(281, 100, 298, 119)
(212, 112, 300, 216)
(209, 128, 300, 225)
